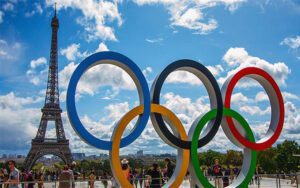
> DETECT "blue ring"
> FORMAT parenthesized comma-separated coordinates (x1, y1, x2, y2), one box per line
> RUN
(66, 51, 150, 150)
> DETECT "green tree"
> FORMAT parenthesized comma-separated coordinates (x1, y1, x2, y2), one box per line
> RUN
(224, 150, 243, 167)
(276, 140, 300, 173)
(257, 147, 278, 174)
(198, 150, 225, 167)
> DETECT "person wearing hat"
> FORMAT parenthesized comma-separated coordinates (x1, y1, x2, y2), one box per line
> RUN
(121, 159, 132, 184)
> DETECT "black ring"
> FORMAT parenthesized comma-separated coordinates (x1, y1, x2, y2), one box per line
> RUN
(150, 59, 223, 149)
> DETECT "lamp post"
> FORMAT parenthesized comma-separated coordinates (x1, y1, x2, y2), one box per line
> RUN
(292, 154, 300, 187)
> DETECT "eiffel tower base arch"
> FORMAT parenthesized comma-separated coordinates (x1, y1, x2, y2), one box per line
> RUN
(24, 140, 73, 170)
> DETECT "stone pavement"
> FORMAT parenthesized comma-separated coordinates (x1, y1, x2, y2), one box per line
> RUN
(28, 178, 298, 188)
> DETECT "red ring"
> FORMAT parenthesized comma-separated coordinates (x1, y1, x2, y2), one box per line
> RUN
(224, 67, 284, 151)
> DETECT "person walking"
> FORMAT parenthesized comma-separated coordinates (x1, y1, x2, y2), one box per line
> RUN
(6, 160, 19, 188)
(58, 166, 72, 188)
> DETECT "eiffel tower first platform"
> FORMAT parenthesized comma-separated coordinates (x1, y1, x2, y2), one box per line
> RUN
(24, 5, 72, 170)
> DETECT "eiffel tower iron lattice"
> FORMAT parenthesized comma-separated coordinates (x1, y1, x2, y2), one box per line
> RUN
(24, 5, 72, 170)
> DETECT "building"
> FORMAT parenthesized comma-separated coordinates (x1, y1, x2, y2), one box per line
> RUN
(72, 153, 86, 160)
(137, 150, 143, 157)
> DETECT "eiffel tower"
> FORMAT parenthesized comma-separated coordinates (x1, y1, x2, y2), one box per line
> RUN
(24, 4, 72, 170)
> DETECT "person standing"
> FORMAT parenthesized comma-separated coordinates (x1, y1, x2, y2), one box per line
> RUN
(37, 172, 44, 188)
(27, 171, 35, 188)
(6, 160, 19, 188)
(212, 159, 222, 188)
(68, 162, 76, 188)
(137, 169, 144, 188)
(0, 168, 5, 188)
(19, 170, 26, 188)
(164, 158, 174, 181)
(88, 170, 96, 188)
(101, 172, 108, 188)
(147, 163, 162, 188)
(222, 168, 230, 187)
(58, 166, 72, 188)
(110, 176, 118, 188)
(120, 159, 132, 184)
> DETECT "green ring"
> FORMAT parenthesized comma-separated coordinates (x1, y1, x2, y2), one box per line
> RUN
(191, 108, 257, 188)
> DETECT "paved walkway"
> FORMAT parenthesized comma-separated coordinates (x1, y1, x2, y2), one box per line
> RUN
(34, 178, 298, 188)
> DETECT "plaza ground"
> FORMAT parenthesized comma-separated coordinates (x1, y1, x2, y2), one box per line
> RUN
(26, 177, 298, 188)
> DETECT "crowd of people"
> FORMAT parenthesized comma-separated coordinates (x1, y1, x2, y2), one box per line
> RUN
(117, 158, 175, 188)
(0, 158, 177, 188)
(0, 158, 265, 188)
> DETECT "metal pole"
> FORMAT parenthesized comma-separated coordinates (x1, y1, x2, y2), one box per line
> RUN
(296, 173, 299, 188)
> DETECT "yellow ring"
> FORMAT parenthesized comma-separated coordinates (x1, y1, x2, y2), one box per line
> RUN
(110, 104, 189, 188)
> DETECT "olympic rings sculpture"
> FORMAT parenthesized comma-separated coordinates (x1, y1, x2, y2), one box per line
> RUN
(66, 51, 284, 188)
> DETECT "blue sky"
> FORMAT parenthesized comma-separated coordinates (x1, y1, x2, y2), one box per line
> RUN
(0, 0, 300, 155)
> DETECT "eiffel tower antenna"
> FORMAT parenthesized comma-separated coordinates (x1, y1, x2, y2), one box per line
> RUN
(24, 5, 72, 170)
(54, 2, 57, 17)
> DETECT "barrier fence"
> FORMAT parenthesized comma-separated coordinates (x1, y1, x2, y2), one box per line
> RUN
(1, 173, 299, 188)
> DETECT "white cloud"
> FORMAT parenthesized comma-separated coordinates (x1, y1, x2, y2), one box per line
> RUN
(0, 92, 43, 109)
(255, 91, 269, 102)
(162, 92, 210, 129)
(60, 43, 82, 61)
(25, 3, 43, 17)
(58, 42, 132, 101)
(282, 91, 299, 101)
(26, 57, 48, 85)
(30, 57, 47, 69)
(166, 70, 202, 86)
(142, 66, 152, 77)
(46, 0, 122, 41)
(0, 92, 44, 152)
(0, 39, 22, 60)
(239, 105, 271, 116)
(280, 36, 300, 49)
(277, 100, 300, 143)
(145, 37, 164, 44)
(220, 47, 290, 87)
(256, 91, 300, 102)
(173, 8, 218, 34)
(0, 50, 7, 56)
(133, 0, 245, 34)
(2, 2, 14, 11)
(207, 64, 224, 76)
(0, 39, 23, 76)
(0, 11, 3, 24)
(59, 61, 136, 97)
(95, 42, 109, 52)
(60, 42, 109, 61)
(231, 92, 252, 104)
(165, 64, 223, 86)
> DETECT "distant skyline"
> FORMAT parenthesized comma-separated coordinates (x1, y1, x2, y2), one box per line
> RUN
(0, 0, 300, 155)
